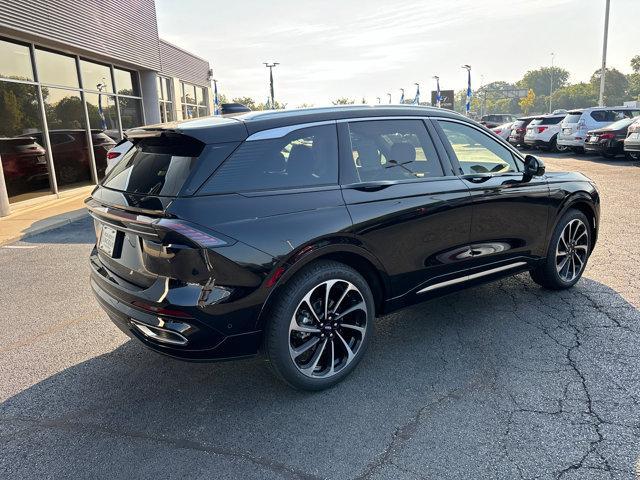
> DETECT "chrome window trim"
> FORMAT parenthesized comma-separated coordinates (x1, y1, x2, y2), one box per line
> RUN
(245, 120, 336, 141)
(417, 262, 528, 294)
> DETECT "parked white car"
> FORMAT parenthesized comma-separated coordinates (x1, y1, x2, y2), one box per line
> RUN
(558, 107, 640, 153)
(523, 114, 567, 152)
(105, 139, 133, 175)
(491, 122, 513, 140)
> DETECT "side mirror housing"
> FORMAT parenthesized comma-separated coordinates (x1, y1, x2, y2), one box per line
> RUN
(523, 155, 545, 178)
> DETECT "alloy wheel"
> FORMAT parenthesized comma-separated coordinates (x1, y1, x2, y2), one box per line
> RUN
(556, 219, 589, 282)
(289, 279, 368, 378)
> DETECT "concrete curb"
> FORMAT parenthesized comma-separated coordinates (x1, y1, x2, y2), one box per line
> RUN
(0, 210, 89, 246)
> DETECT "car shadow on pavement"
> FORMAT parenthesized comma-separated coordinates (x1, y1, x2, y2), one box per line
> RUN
(2, 275, 640, 479)
(539, 151, 640, 167)
(21, 215, 94, 245)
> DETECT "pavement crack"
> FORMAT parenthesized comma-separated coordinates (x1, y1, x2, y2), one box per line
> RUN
(0, 415, 322, 480)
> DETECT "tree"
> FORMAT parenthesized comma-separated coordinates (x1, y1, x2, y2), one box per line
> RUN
(518, 67, 570, 97)
(232, 96, 258, 110)
(590, 68, 628, 106)
(332, 97, 356, 105)
(550, 82, 598, 110)
(628, 74, 640, 101)
(519, 89, 536, 115)
(631, 55, 640, 74)
(0, 81, 43, 136)
(296, 103, 314, 108)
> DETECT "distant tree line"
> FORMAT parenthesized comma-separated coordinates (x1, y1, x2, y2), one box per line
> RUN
(455, 55, 640, 116)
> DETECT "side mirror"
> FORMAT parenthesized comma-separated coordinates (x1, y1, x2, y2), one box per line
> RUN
(523, 155, 545, 178)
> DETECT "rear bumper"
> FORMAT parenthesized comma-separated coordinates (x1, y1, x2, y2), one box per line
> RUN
(524, 138, 550, 148)
(558, 134, 585, 147)
(90, 249, 263, 361)
(624, 138, 640, 152)
(508, 135, 525, 146)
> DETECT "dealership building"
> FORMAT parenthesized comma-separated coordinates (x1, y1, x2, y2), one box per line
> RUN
(0, 0, 214, 215)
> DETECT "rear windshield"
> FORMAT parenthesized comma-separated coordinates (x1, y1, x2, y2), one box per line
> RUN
(538, 116, 564, 125)
(101, 135, 204, 196)
(606, 117, 635, 131)
(563, 113, 583, 124)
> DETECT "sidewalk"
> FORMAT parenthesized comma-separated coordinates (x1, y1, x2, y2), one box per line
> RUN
(0, 186, 93, 246)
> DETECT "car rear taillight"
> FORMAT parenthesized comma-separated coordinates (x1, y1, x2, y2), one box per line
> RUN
(107, 151, 120, 160)
(599, 132, 615, 140)
(131, 300, 194, 319)
(537, 126, 548, 133)
(516, 128, 525, 133)
(156, 219, 230, 248)
(494, 129, 502, 134)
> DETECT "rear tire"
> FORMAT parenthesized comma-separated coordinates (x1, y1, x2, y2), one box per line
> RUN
(530, 209, 591, 290)
(602, 150, 617, 159)
(625, 152, 640, 161)
(265, 260, 374, 391)
(571, 147, 584, 155)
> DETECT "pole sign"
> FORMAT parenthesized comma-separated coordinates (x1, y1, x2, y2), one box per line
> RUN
(431, 90, 454, 110)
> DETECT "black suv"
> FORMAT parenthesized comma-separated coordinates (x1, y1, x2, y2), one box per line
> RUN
(88, 106, 600, 390)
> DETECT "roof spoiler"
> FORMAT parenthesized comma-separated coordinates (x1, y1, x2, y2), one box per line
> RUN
(124, 127, 178, 139)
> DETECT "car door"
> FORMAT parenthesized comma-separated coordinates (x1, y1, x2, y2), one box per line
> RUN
(338, 118, 474, 301)
(433, 118, 551, 270)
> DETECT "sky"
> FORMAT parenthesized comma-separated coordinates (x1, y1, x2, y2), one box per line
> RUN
(156, 0, 640, 107)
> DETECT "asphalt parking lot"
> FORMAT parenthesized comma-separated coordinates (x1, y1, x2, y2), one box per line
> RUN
(1, 152, 639, 480)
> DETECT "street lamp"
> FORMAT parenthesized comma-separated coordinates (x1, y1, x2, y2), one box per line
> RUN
(599, 0, 610, 107)
(461, 65, 471, 116)
(386, 93, 392, 104)
(549, 53, 555, 113)
(263, 62, 279, 109)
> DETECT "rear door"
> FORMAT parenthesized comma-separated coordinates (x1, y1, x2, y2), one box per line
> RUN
(434, 119, 550, 270)
(339, 118, 473, 299)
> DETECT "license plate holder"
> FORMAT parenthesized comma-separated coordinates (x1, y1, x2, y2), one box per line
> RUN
(99, 225, 118, 257)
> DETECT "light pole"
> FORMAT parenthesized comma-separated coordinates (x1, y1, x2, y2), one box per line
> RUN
(263, 62, 279, 109)
(386, 93, 392, 104)
(549, 52, 555, 113)
(399, 88, 405, 104)
(376, 96, 381, 104)
(598, 0, 610, 107)
(461, 65, 472, 116)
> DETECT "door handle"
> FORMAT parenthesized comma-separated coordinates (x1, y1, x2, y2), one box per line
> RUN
(347, 182, 394, 192)
(462, 173, 493, 183)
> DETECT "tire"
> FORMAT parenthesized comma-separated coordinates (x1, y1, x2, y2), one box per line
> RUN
(602, 150, 616, 159)
(530, 209, 591, 290)
(625, 151, 640, 161)
(571, 147, 584, 155)
(265, 260, 374, 391)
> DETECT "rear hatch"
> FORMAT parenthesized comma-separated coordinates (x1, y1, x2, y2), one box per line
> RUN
(561, 111, 583, 135)
(88, 120, 246, 288)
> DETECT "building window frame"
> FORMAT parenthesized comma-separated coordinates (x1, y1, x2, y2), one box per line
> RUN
(0, 35, 145, 202)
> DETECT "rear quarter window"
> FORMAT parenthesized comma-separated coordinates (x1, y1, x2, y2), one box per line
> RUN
(563, 113, 583, 123)
(199, 124, 339, 194)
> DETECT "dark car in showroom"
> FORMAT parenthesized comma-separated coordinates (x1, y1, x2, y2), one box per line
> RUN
(0, 136, 49, 200)
(584, 116, 639, 158)
(87, 106, 600, 390)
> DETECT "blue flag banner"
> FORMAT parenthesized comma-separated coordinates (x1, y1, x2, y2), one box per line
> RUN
(436, 78, 442, 108)
(413, 85, 420, 105)
(399, 89, 404, 104)
(466, 70, 472, 114)
(213, 81, 220, 115)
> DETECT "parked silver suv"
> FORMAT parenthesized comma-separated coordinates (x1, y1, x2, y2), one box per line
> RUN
(558, 107, 640, 153)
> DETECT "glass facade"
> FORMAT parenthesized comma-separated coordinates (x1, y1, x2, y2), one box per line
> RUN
(157, 76, 174, 123)
(181, 81, 208, 119)
(0, 37, 145, 203)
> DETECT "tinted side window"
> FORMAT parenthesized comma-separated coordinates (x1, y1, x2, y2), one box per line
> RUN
(590, 110, 617, 122)
(438, 120, 520, 174)
(202, 124, 338, 193)
(347, 120, 443, 182)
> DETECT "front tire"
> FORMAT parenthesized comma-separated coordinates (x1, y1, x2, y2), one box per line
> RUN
(265, 260, 374, 391)
(530, 209, 591, 290)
